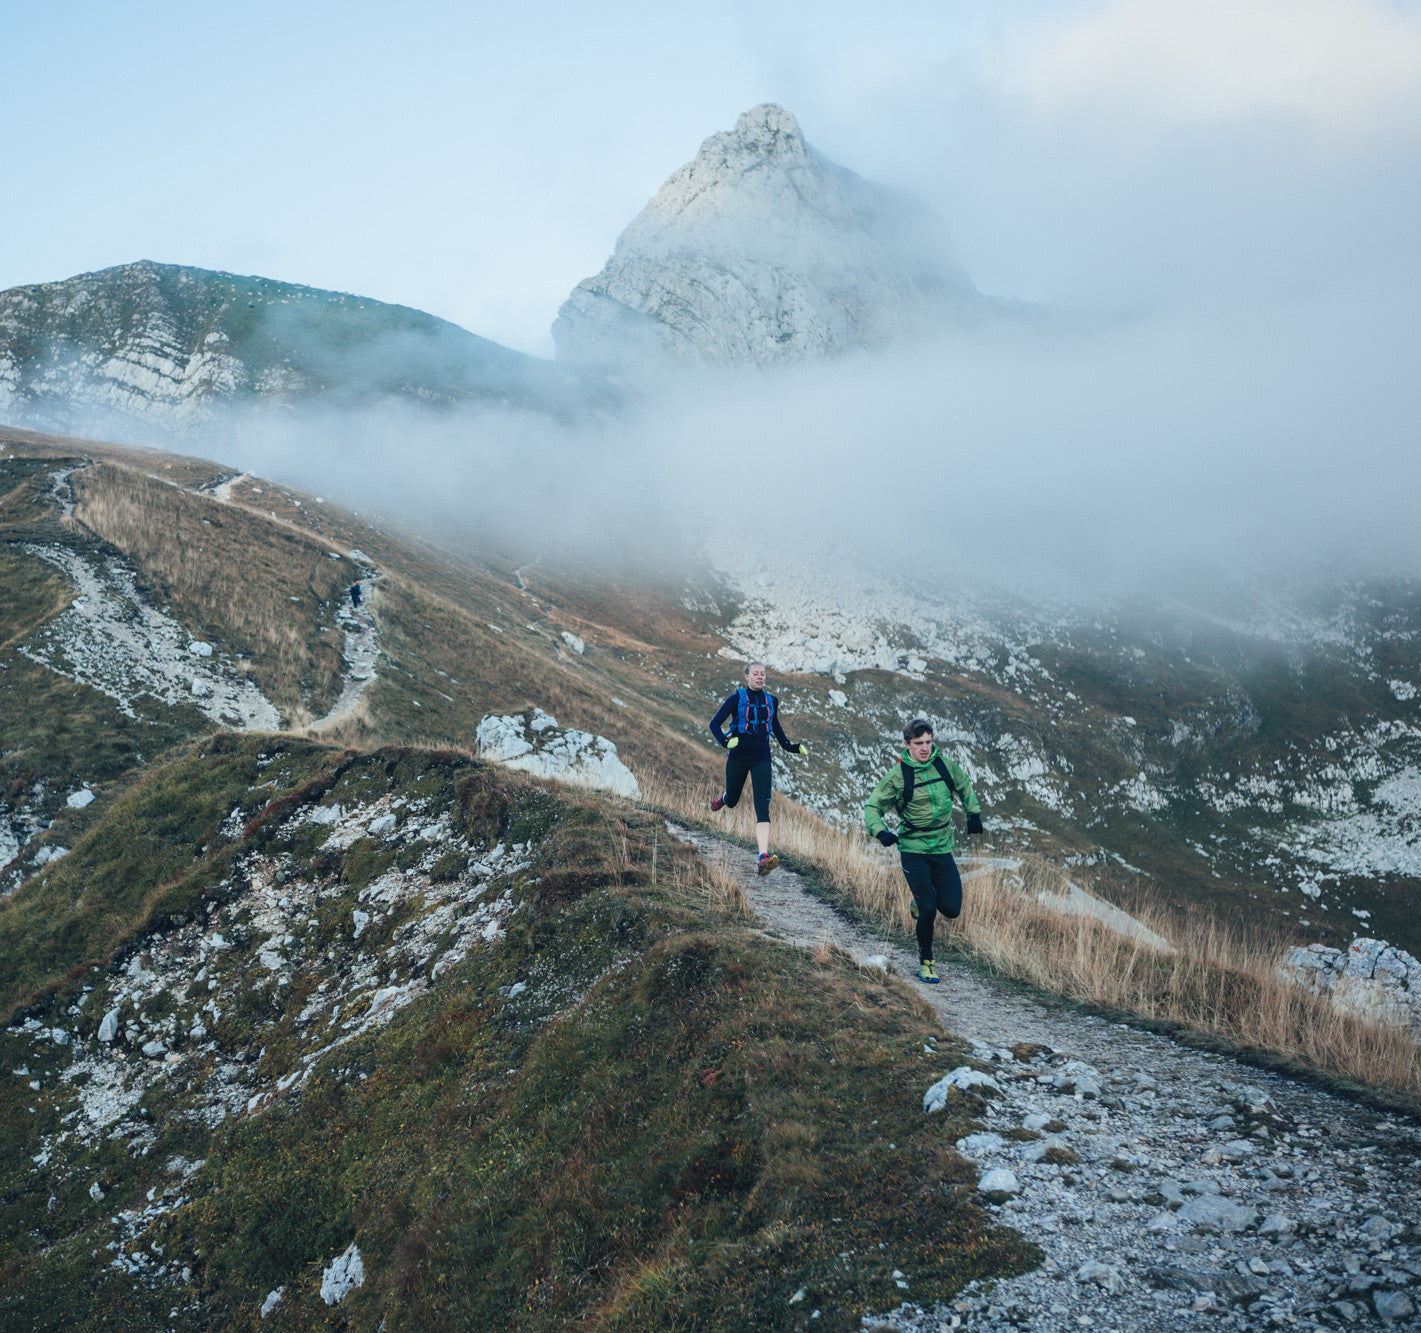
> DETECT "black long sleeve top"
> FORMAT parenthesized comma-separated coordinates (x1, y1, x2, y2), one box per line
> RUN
(709, 688, 796, 762)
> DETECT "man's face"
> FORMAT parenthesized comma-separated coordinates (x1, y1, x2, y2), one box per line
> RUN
(907, 730, 934, 762)
(746, 664, 766, 690)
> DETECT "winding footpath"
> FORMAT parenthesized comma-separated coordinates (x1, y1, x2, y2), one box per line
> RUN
(310, 592, 379, 732)
(668, 824, 1421, 1332)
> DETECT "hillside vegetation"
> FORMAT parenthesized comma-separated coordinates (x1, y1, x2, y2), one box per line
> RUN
(3, 427, 1417, 1102)
(0, 737, 1036, 1330)
(72, 463, 351, 719)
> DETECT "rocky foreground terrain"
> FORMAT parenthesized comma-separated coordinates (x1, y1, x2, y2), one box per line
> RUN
(677, 828, 1421, 1331)
(3, 733, 1052, 1330)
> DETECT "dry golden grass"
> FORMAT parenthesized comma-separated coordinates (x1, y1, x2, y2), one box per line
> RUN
(72, 463, 349, 716)
(637, 771, 1421, 1101)
(703, 845, 755, 920)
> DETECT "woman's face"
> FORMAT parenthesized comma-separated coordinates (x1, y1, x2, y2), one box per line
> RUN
(745, 663, 767, 690)
(907, 731, 934, 762)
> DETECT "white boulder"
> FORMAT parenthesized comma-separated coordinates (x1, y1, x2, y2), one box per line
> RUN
(1177, 1194, 1257, 1234)
(977, 1168, 1021, 1198)
(924, 1066, 1002, 1113)
(1281, 937, 1421, 1029)
(476, 708, 640, 800)
(320, 1243, 364, 1305)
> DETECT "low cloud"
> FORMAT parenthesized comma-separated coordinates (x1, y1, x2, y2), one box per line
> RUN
(201, 252, 1419, 612)
(996, 0, 1421, 139)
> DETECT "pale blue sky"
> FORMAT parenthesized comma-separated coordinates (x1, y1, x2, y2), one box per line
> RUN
(5, 1, 1420, 354)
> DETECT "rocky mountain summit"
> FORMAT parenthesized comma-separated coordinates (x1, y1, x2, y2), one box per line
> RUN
(0, 261, 600, 440)
(553, 104, 997, 371)
(1, 105, 1003, 430)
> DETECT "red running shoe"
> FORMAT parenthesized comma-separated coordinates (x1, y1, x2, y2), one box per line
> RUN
(710, 791, 727, 812)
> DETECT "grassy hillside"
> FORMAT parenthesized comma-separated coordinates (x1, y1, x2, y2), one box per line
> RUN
(6, 422, 1420, 963)
(72, 463, 351, 719)
(0, 451, 213, 888)
(0, 737, 1035, 1330)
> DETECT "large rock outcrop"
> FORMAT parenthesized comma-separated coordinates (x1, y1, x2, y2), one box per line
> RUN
(1281, 937, 1421, 1030)
(553, 104, 994, 372)
(476, 708, 640, 800)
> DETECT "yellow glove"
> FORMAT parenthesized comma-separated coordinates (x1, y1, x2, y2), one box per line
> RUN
(797, 743, 809, 757)
(726, 737, 739, 750)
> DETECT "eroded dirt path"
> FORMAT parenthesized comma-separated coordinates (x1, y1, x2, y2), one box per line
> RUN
(668, 823, 1421, 1333)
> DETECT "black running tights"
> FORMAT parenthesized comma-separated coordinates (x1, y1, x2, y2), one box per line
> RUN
(899, 851, 962, 961)
(724, 755, 772, 823)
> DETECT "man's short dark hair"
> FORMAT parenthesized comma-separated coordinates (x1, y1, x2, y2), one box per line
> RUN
(903, 717, 934, 743)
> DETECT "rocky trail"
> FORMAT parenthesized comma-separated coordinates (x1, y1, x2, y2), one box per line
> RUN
(311, 588, 379, 732)
(669, 824, 1421, 1332)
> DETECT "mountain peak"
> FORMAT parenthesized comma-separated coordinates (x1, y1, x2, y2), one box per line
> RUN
(553, 105, 990, 371)
(722, 102, 805, 158)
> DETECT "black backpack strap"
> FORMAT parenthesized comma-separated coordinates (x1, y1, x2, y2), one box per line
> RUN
(932, 755, 958, 797)
(899, 760, 922, 832)
(900, 756, 958, 834)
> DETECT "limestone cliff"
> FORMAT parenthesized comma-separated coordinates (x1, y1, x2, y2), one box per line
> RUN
(553, 104, 994, 371)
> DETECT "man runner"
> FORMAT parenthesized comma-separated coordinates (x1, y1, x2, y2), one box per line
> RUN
(708, 661, 808, 875)
(863, 717, 983, 984)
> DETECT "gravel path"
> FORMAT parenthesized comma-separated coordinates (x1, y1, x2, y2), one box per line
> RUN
(312, 589, 379, 731)
(668, 824, 1421, 1332)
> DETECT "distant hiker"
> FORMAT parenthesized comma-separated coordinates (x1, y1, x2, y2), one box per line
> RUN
(863, 717, 983, 985)
(708, 661, 808, 876)
(350, 582, 361, 609)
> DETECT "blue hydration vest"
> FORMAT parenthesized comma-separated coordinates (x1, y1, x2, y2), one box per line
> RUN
(735, 687, 776, 737)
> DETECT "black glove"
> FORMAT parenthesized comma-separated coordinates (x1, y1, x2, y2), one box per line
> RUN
(967, 813, 984, 836)
(876, 829, 899, 847)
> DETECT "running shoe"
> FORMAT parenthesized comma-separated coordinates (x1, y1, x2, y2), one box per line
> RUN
(710, 792, 727, 812)
(757, 852, 779, 876)
(917, 960, 939, 984)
